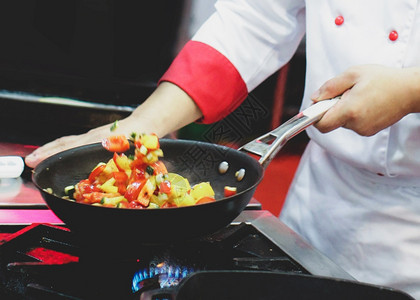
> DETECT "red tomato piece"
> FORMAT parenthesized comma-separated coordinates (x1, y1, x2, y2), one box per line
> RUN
(102, 204, 116, 208)
(134, 139, 142, 149)
(128, 167, 146, 184)
(88, 164, 106, 183)
(151, 161, 168, 175)
(74, 179, 100, 201)
(161, 201, 176, 208)
(102, 135, 130, 153)
(116, 183, 127, 195)
(117, 201, 130, 209)
(128, 201, 147, 209)
(113, 152, 121, 171)
(82, 192, 107, 204)
(113, 171, 128, 184)
(124, 180, 146, 202)
(131, 158, 147, 171)
(224, 186, 237, 197)
(196, 197, 216, 205)
(159, 180, 171, 194)
(113, 171, 128, 194)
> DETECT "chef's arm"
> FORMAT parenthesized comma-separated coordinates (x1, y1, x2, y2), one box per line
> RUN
(311, 65, 420, 136)
(24, 82, 202, 168)
(123, 82, 202, 137)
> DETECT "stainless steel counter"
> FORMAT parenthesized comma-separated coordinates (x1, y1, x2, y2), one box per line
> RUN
(235, 210, 354, 281)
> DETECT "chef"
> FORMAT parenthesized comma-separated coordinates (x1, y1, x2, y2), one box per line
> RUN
(25, 0, 420, 298)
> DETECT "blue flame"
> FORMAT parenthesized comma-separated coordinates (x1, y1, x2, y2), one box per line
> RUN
(132, 262, 195, 293)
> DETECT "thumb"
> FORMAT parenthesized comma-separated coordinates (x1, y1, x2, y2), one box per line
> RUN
(311, 71, 356, 101)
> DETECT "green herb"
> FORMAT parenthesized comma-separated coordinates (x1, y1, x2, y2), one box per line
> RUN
(110, 120, 119, 132)
(146, 165, 154, 175)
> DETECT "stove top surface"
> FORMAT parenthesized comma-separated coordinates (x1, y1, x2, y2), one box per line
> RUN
(1, 212, 413, 300)
(0, 142, 45, 207)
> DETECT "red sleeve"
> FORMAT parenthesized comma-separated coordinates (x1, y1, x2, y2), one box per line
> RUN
(159, 41, 248, 124)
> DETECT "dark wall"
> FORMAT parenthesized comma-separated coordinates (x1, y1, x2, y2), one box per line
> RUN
(0, 0, 186, 106)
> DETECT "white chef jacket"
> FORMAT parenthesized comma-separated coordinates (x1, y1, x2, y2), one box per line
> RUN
(160, 0, 420, 298)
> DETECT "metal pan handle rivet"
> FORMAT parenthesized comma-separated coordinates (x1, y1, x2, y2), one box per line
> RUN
(218, 161, 229, 174)
(235, 168, 245, 181)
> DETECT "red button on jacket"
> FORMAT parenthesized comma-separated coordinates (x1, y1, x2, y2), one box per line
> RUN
(335, 16, 344, 26)
(389, 30, 398, 41)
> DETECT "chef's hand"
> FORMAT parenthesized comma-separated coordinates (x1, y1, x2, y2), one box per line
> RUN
(311, 65, 420, 136)
(25, 82, 202, 168)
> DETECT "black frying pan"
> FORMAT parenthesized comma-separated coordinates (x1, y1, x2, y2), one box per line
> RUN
(33, 139, 262, 244)
(32, 99, 338, 245)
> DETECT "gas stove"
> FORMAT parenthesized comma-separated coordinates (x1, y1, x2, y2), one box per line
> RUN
(0, 210, 356, 300)
(1, 211, 415, 300)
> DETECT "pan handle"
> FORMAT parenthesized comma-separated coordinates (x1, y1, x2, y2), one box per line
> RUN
(238, 98, 340, 168)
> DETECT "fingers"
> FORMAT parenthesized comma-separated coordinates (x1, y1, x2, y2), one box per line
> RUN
(313, 89, 377, 135)
(311, 66, 362, 133)
(25, 120, 119, 168)
(25, 135, 84, 168)
(25, 126, 107, 168)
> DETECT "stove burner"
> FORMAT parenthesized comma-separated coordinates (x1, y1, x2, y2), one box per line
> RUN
(132, 262, 195, 293)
